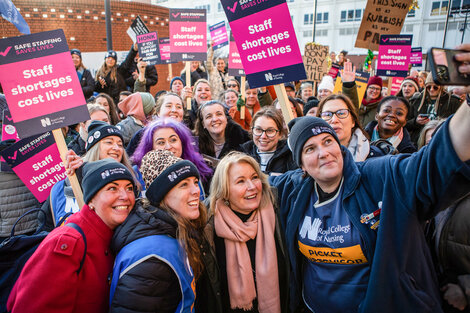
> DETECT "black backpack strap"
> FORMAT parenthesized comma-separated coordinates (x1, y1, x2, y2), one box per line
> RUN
(10, 208, 43, 237)
(55, 212, 73, 228)
(65, 223, 87, 274)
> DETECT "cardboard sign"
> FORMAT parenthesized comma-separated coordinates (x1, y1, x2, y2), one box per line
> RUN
(228, 33, 245, 76)
(137, 32, 161, 66)
(0, 131, 66, 202)
(221, 0, 306, 88)
(210, 21, 229, 50)
(333, 70, 370, 105)
(377, 34, 412, 77)
(127, 16, 150, 43)
(169, 9, 207, 62)
(410, 47, 422, 67)
(389, 77, 405, 95)
(304, 44, 329, 82)
(355, 0, 413, 51)
(328, 63, 341, 79)
(0, 29, 90, 138)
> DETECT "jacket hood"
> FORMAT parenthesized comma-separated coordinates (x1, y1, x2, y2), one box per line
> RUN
(111, 202, 178, 254)
(118, 92, 155, 122)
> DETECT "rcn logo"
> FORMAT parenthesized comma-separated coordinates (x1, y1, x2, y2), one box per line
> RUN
(182, 53, 188, 59)
(265, 72, 273, 81)
(41, 118, 51, 127)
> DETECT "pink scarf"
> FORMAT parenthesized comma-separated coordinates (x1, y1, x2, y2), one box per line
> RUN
(214, 199, 280, 313)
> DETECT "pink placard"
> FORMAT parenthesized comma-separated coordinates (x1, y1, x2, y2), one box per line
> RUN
(390, 77, 405, 95)
(0, 52, 85, 123)
(229, 3, 302, 75)
(228, 39, 244, 76)
(170, 21, 206, 53)
(210, 21, 229, 50)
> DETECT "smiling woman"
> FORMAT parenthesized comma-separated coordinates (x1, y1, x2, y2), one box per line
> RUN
(109, 150, 207, 313)
(8, 159, 136, 313)
(196, 152, 289, 312)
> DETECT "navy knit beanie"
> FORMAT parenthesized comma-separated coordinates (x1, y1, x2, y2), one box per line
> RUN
(170, 76, 184, 88)
(287, 116, 340, 167)
(82, 159, 135, 204)
(86, 120, 123, 151)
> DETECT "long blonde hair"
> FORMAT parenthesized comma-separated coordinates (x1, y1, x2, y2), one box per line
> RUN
(209, 152, 275, 216)
(95, 61, 117, 83)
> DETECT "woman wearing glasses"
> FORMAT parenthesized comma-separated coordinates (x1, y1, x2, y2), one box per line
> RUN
(242, 107, 297, 176)
(407, 74, 462, 144)
(317, 94, 385, 161)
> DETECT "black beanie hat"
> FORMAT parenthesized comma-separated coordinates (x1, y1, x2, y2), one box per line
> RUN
(105, 50, 117, 61)
(140, 150, 200, 205)
(82, 159, 135, 204)
(86, 120, 123, 151)
(70, 49, 82, 58)
(287, 116, 341, 167)
(303, 98, 320, 116)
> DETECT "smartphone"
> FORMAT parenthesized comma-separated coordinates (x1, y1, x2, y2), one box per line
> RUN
(418, 114, 430, 118)
(428, 48, 470, 85)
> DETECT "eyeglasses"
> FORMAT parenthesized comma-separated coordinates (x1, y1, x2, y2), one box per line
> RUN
(320, 109, 350, 121)
(426, 85, 439, 91)
(368, 86, 381, 92)
(252, 127, 279, 138)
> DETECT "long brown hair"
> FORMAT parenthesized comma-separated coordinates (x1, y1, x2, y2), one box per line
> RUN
(157, 201, 207, 279)
(95, 60, 117, 83)
(95, 93, 120, 125)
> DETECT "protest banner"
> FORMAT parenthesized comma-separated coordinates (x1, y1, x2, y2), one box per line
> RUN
(377, 34, 412, 77)
(228, 33, 245, 77)
(333, 70, 370, 105)
(0, 131, 66, 202)
(328, 63, 341, 79)
(304, 44, 329, 82)
(159, 37, 176, 64)
(210, 21, 229, 50)
(389, 77, 405, 95)
(0, 29, 89, 138)
(355, 0, 412, 51)
(410, 47, 422, 67)
(169, 9, 207, 62)
(127, 16, 150, 43)
(221, 0, 306, 89)
(137, 32, 161, 66)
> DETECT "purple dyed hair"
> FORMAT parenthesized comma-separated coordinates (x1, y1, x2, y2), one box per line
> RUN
(132, 118, 213, 181)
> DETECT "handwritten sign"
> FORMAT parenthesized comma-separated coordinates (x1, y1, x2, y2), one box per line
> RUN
(169, 9, 207, 62)
(304, 44, 329, 82)
(355, 0, 412, 51)
(377, 34, 412, 77)
(0, 29, 90, 138)
(127, 16, 150, 43)
(221, 0, 306, 88)
(210, 21, 229, 50)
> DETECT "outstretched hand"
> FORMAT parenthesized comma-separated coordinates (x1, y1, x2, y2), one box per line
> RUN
(453, 44, 470, 95)
(341, 61, 356, 83)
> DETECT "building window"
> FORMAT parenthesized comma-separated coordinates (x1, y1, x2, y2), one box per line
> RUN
(303, 30, 313, 37)
(355, 9, 362, 21)
(429, 23, 438, 31)
(431, 1, 449, 15)
(323, 12, 329, 23)
(195, 4, 210, 13)
(339, 28, 346, 35)
(218, 3, 223, 12)
(348, 9, 354, 21)
(304, 13, 313, 25)
(315, 29, 328, 37)
(317, 13, 322, 23)
(340, 10, 346, 22)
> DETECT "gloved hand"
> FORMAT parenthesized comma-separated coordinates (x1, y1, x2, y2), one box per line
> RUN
(236, 94, 245, 112)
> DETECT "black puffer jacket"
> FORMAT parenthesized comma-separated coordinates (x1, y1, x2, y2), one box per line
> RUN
(78, 68, 95, 99)
(120, 46, 158, 92)
(109, 204, 182, 313)
(241, 139, 298, 176)
(181, 68, 208, 86)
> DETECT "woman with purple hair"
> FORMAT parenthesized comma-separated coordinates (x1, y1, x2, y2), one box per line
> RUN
(132, 118, 212, 199)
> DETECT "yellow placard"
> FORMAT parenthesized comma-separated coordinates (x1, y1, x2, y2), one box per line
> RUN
(298, 241, 368, 265)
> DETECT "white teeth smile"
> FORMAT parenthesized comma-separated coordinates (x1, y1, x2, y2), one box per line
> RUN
(114, 206, 129, 211)
(245, 195, 257, 199)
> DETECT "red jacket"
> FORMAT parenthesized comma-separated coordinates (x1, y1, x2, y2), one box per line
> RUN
(8, 205, 114, 313)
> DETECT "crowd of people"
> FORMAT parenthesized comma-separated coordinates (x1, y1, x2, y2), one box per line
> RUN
(1, 42, 470, 313)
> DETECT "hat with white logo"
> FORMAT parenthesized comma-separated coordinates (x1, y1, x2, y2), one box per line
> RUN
(86, 120, 123, 151)
(140, 149, 200, 205)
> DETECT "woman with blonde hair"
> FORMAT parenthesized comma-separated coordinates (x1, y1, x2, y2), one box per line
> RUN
(95, 50, 127, 104)
(198, 152, 288, 313)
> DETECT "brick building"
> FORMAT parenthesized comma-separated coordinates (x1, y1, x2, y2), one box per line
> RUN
(1, 0, 185, 94)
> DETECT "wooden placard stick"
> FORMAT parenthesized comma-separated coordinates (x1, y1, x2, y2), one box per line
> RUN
(185, 61, 191, 110)
(274, 84, 294, 125)
(168, 63, 173, 81)
(52, 129, 84, 209)
(240, 76, 246, 120)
